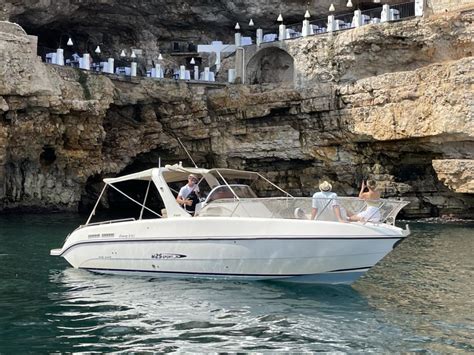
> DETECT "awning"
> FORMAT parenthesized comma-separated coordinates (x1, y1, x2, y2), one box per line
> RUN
(103, 168, 156, 184)
(102, 165, 261, 185)
(162, 166, 209, 183)
(208, 168, 260, 180)
(103, 165, 211, 184)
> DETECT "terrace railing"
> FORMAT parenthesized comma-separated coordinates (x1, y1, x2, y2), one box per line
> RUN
(280, 1, 415, 42)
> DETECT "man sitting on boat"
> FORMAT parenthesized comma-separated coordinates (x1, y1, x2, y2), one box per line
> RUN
(311, 181, 346, 222)
(176, 174, 201, 215)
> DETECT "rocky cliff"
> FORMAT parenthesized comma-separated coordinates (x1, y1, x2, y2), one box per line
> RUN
(0, 8, 473, 218)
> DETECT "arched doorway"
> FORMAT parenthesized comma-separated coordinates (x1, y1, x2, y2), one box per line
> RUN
(246, 47, 295, 85)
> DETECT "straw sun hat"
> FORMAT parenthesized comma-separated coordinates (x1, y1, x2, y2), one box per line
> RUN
(319, 181, 332, 192)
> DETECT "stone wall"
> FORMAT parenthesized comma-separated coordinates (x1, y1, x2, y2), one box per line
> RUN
(427, 0, 474, 14)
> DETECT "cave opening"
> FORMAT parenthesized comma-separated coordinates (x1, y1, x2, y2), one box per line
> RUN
(39, 146, 56, 166)
(352, 141, 474, 218)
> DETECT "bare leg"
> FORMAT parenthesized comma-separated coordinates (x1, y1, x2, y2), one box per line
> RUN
(349, 214, 364, 222)
(334, 206, 347, 223)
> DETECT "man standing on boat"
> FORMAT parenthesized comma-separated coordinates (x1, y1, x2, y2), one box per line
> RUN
(176, 174, 201, 215)
(311, 181, 346, 222)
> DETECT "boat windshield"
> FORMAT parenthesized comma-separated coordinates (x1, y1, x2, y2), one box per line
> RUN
(205, 185, 257, 203)
(196, 196, 409, 226)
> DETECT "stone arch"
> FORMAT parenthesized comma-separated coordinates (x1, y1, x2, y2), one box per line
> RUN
(246, 47, 295, 85)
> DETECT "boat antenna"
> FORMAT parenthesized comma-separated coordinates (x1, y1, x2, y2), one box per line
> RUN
(177, 137, 198, 168)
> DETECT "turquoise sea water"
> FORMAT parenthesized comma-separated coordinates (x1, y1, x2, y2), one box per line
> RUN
(0, 214, 473, 353)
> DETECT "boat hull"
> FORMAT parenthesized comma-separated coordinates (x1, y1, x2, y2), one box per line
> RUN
(52, 218, 406, 284)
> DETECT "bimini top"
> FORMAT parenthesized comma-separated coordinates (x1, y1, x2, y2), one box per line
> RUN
(100, 163, 268, 219)
(102, 164, 261, 185)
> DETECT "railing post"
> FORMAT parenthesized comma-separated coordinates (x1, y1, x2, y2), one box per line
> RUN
(327, 15, 335, 32)
(228, 68, 236, 83)
(56, 48, 64, 66)
(194, 65, 199, 80)
(131, 62, 137, 76)
(107, 58, 114, 74)
(235, 48, 244, 84)
(353, 9, 362, 27)
(278, 23, 287, 41)
(256, 28, 263, 46)
(179, 65, 186, 80)
(381, 4, 390, 22)
(302, 19, 311, 37)
(235, 32, 241, 46)
(82, 53, 90, 70)
(415, 0, 424, 17)
(155, 63, 162, 78)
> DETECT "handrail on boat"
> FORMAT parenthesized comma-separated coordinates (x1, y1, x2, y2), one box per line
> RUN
(78, 218, 136, 229)
(66, 218, 137, 242)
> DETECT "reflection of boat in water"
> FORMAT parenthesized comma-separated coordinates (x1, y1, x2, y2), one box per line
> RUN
(51, 163, 410, 284)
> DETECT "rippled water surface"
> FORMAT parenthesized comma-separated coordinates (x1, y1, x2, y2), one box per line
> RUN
(0, 214, 473, 352)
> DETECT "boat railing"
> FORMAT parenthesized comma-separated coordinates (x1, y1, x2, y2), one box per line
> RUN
(75, 218, 136, 231)
(64, 218, 137, 242)
(196, 197, 409, 225)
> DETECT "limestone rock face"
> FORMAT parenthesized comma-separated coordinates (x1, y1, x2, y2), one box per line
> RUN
(428, 0, 474, 14)
(432, 160, 474, 193)
(0, 22, 53, 97)
(0, 8, 473, 218)
(0, 21, 115, 210)
(341, 60, 474, 141)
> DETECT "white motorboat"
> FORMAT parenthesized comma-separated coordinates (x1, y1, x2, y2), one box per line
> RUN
(51, 163, 410, 284)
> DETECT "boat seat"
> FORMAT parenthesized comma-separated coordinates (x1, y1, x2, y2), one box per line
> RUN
(294, 207, 308, 219)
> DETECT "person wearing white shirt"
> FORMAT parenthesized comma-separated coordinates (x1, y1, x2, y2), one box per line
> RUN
(311, 181, 346, 222)
(176, 174, 200, 215)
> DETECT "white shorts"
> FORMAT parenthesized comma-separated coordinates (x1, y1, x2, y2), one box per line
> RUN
(356, 206, 381, 222)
